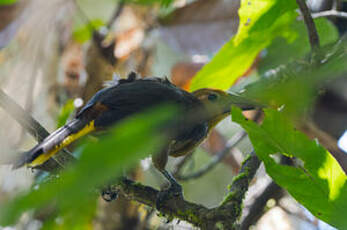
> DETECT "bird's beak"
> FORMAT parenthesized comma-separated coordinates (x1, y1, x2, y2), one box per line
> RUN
(223, 92, 263, 112)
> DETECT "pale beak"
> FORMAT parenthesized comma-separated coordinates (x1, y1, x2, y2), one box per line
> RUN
(224, 92, 265, 112)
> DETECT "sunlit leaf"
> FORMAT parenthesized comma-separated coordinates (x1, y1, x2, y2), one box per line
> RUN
(232, 108, 347, 229)
(190, 0, 298, 91)
(0, 106, 176, 226)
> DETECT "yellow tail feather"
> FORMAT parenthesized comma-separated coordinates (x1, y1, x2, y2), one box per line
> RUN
(27, 120, 96, 167)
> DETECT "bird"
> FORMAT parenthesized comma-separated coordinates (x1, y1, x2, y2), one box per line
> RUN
(13, 72, 261, 205)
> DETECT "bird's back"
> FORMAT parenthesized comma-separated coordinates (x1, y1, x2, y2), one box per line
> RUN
(82, 77, 203, 128)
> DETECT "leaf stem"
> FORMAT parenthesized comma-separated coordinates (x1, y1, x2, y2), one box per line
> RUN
(296, 0, 320, 60)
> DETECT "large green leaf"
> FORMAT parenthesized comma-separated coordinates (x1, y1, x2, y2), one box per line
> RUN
(0, 106, 176, 226)
(190, 0, 298, 91)
(232, 108, 347, 229)
(259, 18, 339, 74)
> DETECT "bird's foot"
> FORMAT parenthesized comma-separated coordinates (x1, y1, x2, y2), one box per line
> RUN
(156, 180, 183, 210)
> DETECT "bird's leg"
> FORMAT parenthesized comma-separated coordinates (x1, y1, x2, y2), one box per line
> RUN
(161, 170, 182, 194)
(156, 169, 183, 210)
(153, 145, 184, 209)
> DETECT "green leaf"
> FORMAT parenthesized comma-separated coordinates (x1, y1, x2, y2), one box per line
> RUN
(72, 19, 105, 44)
(259, 18, 339, 74)
(0, 0, 17, 5)
(0, 105, 176, 226)
(56, 99, 75, 128)
(232, 108, 347, 229)
(190, 0, 298, 91)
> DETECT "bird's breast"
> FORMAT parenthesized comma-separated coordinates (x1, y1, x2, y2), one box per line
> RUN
(169, 123, 209, 157)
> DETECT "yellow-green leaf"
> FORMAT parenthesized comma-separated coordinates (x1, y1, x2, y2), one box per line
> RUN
(232, 108, 347, 229)
(190, 0, 298, 91)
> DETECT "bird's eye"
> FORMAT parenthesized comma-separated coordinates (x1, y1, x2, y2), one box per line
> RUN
(208, 94, 218, 101)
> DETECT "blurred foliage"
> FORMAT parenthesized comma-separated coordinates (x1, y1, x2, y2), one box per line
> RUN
(0, 106, 175, 227)
(56, 99, 75, 128)
(258, 18, 339, 74)
(72, 19, 105, 44)
(232, 108, 347, 229)
(1, 0, 347, 228)
(73, 0, 173, 44)
(190, 0, 298, 91)
(0, 0, 17, 6)
(243, 38, 347, 116)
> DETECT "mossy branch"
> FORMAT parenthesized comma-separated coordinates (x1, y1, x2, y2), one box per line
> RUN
(218, 152, 261, 221)
(115, 152, 261, 229)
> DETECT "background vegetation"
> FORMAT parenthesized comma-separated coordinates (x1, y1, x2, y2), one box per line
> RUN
(0, 0, 346, 229)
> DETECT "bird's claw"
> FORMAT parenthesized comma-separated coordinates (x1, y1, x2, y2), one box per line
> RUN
(156, 182, 183, 210)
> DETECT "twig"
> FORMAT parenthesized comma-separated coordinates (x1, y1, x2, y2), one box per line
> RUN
(72, 0, 93, 29)
(240, 181, 284, 230)
(332, 0, 340, 11)
(172, 152, 193, 177)
(106, 1, 125, 29)
(176, 131, 247, 181)
(311, 10, 347, 19)
(239, 156, 292, 229)
(0, 88, 76, 172)
(296, 0, 320, 56)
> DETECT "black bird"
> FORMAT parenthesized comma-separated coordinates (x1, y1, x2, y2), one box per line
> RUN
(14, 72, 260, 205)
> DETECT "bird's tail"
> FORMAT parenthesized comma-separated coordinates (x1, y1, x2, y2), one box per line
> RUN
(13, 118, 95, 169)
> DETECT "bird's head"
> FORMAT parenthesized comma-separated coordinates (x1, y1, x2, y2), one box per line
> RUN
(192, 88, 259, 129)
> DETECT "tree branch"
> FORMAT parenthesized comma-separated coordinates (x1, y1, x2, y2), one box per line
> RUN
(117, 151, 261, 229)
(240, 181, 284, 230)
(296, 0, 320, 57)
(0, 88, 76, 172)
(239, 156, 292, 228)
(106, 1, 125, 29)
(218, 152, 261, 218)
